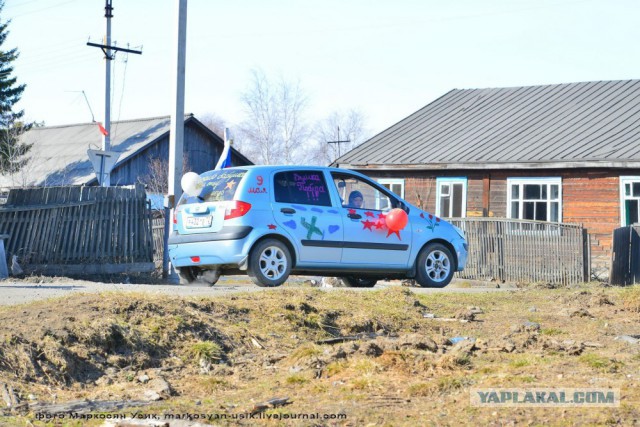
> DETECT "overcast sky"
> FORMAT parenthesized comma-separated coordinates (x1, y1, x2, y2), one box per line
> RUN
(4, 0, 640, 138)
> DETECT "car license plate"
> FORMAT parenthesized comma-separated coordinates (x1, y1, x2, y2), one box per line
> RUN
(186, 216, 213, 228)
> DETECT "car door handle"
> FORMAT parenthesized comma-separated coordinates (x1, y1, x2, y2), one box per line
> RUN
(281, 208, 296, 214)
(347, 213, 362, 220)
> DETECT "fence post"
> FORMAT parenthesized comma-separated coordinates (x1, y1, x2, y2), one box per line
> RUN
(632, 226, 640, 284)
(0, 234, 9, 279)
(582, 228, 590, 282)
(162, 207, 170, 278)
(610, 226, 632, 285)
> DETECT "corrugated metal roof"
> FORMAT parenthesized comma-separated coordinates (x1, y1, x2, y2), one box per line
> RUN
(0, 115, 247, 189)
(336, 80, 640, 169)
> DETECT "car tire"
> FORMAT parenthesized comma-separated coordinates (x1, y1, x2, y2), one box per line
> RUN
(197, 269, 220, 287)
(415, 243, 455, 288)
(340, 276, 378, 288)
(247, 239, 291, 287)
(176, 267, 197, 285)
(177, 267, 219, 287)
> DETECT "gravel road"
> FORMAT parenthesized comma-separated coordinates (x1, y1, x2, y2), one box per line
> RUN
(0, 276, 512, 306)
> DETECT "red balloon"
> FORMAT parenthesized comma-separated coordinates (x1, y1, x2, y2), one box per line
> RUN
(385, 208, 408, 232)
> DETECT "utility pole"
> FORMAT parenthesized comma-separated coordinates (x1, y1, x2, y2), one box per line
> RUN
(168, 0, 187, 207)
(87, 0, 142, 186)
(327, 126, 350, 161)
(163, 0, 188, 281)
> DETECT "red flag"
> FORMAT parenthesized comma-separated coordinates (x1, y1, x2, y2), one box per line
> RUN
(97, 122, 109, 136)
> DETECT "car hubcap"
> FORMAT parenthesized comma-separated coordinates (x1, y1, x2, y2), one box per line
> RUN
(259, 246, 286, 280)
(425, 249, 450, 282)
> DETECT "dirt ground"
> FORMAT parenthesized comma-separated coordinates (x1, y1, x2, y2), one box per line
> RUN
(0, 278, 639, 426)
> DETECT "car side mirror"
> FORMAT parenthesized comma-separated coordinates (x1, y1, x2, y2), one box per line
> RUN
(397, 200, 410, 213)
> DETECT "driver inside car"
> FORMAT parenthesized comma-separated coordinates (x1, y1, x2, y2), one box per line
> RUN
(347, 190, 364, 209)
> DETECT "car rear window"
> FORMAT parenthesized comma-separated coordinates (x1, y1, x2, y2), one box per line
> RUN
(274, 170, 332, 206)
(178, 169, 247, 206)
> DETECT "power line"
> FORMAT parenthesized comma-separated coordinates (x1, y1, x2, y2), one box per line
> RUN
(5, 0, 79, 19)
(113, 52, 130, 143)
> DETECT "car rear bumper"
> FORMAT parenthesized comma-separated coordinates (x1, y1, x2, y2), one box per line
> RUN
(168, 233, 251, 268)
(167, 226, 253, 244)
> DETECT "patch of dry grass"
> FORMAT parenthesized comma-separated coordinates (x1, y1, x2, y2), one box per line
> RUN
(0, 282, 638, 426)
(188, 341, 222, 364)
(620, 285, 640, 312)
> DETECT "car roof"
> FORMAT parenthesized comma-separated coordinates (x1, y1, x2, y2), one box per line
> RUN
(208, 165, 366, 176)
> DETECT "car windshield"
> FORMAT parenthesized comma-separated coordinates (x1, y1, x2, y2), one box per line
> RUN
(177, 169, 247, 206)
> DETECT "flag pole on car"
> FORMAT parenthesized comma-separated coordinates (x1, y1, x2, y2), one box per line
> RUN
(215, 128, 233, 170)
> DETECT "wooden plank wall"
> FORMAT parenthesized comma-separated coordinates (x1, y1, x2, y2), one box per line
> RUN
(450, 218, 587, 285)
(0, 185, 154, 274)
(109, 123, 245, 187)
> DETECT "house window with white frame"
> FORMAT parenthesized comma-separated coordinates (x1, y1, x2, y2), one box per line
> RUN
(508, 177, 561, 222)
(436, 177, 467, 218)
(620, 176, 640, 226)
(378, 178, 405, 198)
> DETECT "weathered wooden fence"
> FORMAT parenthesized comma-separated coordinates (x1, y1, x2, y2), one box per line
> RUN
(449, 218, 589, 285)
(0, 185, 155, 275)
(152, 217, 165, 266)
(610, 225, 640, 285)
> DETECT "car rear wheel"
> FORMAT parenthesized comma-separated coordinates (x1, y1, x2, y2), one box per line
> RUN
(247, 239, 291, 287)
(340, 276, 378, 288)
(415, 243, 455, 288)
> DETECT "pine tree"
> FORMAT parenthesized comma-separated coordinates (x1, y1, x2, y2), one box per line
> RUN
(0, 1, 32, 174)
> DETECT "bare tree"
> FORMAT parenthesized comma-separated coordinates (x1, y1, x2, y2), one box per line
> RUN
(309, 109, 369, 165)
(238, 69, 310, 165)
(199, 113, 227, 139)
(138, 156, 191, 196)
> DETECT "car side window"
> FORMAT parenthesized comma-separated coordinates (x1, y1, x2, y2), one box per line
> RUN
(273, 171, 332, 206)
(332, 173, 394, 211)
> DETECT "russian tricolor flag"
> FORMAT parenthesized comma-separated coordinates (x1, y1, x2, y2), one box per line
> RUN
(215, 128, 233, 170)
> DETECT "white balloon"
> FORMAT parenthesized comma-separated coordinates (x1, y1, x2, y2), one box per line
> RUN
(181, 172, 203, 196)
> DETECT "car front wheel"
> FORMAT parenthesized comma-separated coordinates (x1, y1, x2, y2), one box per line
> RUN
(415, 243, 455, 288)
(247, 239, 291, 287)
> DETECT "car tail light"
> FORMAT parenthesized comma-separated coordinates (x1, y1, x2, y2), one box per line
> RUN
(173, 209, 178, 224)
(224, 200, 251, 220)
(191, 256, 200, 263)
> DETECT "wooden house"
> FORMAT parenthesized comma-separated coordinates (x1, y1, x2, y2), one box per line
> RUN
(334, 80, 640, 277)
(0, 114, 253, 191)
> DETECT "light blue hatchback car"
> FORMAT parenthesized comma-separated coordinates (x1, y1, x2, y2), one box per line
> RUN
(168, 166, 467, 288)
